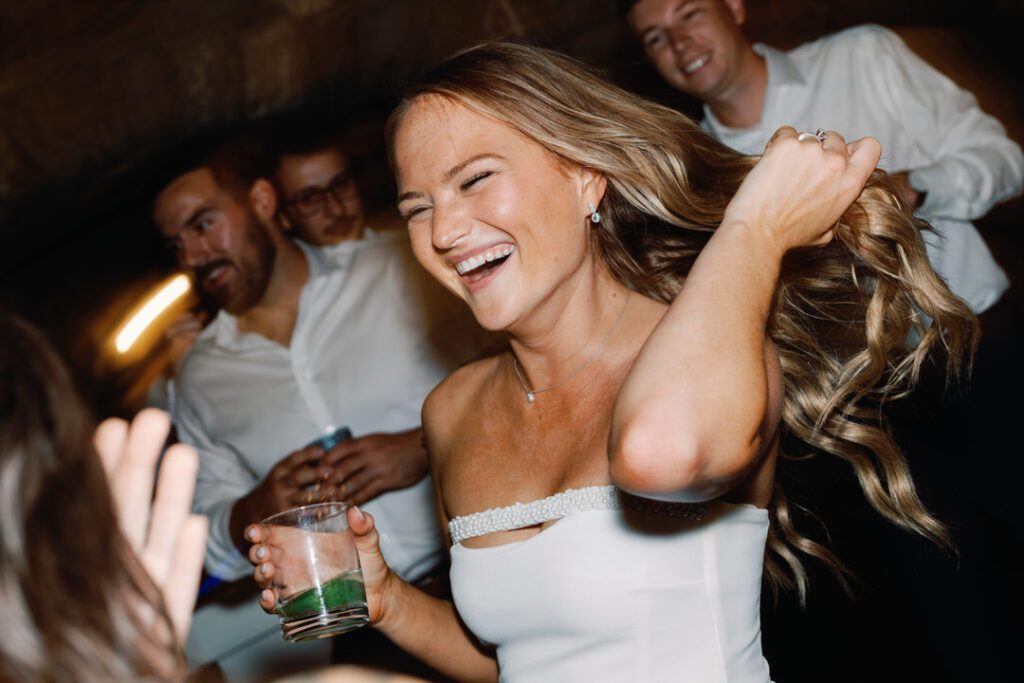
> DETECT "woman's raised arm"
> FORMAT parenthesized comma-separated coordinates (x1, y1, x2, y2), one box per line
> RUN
(609, 128, 882, 501)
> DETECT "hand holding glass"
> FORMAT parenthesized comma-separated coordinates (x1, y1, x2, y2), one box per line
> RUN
(257, 502, 369, 642)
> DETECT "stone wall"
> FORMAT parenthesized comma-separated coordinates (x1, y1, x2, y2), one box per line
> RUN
(0, 0, 1018, 411)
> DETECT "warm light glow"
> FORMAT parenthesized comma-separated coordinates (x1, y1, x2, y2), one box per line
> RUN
(115, 274, 191, 354)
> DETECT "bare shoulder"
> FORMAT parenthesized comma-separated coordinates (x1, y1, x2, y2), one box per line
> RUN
(422, 353, 504, 463)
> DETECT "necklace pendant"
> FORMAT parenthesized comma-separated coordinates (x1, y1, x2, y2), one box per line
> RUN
(526, 392, 536, 403)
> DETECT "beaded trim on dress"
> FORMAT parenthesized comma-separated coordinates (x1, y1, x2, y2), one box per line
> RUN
(448, 485, 708, 545)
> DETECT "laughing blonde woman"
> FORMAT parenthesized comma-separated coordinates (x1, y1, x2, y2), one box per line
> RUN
(248, 43, 974, 682)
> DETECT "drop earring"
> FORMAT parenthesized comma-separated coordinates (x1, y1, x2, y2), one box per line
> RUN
(588, 203, 602, 224)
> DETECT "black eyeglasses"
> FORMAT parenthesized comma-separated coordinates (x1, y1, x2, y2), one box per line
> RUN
(284, 171, 356, 217)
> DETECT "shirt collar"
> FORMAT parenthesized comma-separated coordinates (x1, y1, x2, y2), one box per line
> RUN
(702, 42, 806, 134)
(319, 227, 380, 265)
(207, 240, 344, 349)
(299, 240, 342, 279)
(208, 308, 254, 350)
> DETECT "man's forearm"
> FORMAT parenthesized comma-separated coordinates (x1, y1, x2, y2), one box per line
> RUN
(908, 143, 1023, 220)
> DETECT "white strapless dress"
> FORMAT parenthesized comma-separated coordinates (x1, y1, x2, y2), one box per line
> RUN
(448, 486, 772, 682)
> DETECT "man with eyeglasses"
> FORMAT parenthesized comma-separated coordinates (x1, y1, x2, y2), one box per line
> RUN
(274, 132, 367, 247)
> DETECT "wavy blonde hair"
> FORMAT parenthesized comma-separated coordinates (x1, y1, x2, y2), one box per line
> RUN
(0, 312, 185, 683)
(386, 42, 977, 599)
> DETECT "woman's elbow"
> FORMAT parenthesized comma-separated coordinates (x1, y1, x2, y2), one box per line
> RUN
(609, 417, 704, 494)
(610, 416, 761, 498)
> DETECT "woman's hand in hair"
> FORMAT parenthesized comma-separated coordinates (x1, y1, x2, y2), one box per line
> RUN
(94, 408, 209, 645)
(723, 126, 882, 256)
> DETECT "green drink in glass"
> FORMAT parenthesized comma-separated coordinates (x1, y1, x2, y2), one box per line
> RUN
(261, 503, 370, 642)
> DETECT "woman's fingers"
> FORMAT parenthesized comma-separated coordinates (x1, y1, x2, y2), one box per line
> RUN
(348, 505, 383, 576)
(765, 125, 798, 147)
(348, 504, 376, 537)
(248, 540, 271, 566)
(143, 443, 199, 582)
(794, 130, 848, 247)
(93, 417, 128, 478)
(245, 527, 277, 589)
(252, 558, 277, 595)
(819, 132, 884, 209)
(135, 424, 203, 645)
(245, 523, 267, 545)
(253, 557, 279, 614)
(257, 559, 276, 580)
(819, 129, 847, 154)
(847, 136, 883, 173)
(117, 409, 172, 548)
(164, 514, 208, 643)
(246, 526, 279, 607)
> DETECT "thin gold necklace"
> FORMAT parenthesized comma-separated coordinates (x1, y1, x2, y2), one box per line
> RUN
(510, 294, 631, 404)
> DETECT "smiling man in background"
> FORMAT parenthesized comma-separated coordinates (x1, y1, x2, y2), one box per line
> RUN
(625, 0, 1021, 315)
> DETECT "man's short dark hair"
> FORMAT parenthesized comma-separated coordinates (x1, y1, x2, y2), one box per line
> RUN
(149, 125, 277, 203)
(268, 119, 348, 169)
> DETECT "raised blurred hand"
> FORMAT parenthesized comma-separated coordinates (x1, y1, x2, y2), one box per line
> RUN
(93, 408, 208, 644)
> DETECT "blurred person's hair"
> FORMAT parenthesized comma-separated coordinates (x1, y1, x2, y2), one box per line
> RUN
(0, 311, 185, 682)
(386, 41, 978, 600)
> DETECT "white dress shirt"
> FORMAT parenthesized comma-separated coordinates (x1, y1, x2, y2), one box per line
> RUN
(702, 25, 1022, 313)
(175, 230, 484, 581)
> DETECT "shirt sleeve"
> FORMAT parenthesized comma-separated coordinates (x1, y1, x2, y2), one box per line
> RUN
(173, 383, 256, 580)
(870, 26, 1023, 220)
